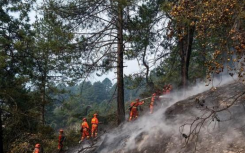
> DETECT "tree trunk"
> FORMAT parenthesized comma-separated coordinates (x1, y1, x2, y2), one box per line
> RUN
(143, 46, 154, 90)
(0, 109, 3, 153)
(116, 1, 125, 125)
(41, 89, 45, 126)
(41, 78, 46, 126)
(41, 52, 48, 125)
(179, 26, 195, 89)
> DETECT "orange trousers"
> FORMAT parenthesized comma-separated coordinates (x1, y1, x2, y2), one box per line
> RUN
(150, 105, 154, 114)
(129, 109, 138, 121)
(58, 143, 63, 150)
(81, 128, 90, 141)
(91, 124, 98, 138)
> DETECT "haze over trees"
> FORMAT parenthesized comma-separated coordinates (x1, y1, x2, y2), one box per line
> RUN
(1, 0, 245, 152)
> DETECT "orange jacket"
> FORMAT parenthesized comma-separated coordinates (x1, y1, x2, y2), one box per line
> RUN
(81, 121, 89, 129)
(58, 134, 65, 143)
(130, 101, 144, 107)
(150, 96, 155, 104)
(91, 117, 99, 125)
(130, 101, 144, 112)
(33, 148, 40, 153)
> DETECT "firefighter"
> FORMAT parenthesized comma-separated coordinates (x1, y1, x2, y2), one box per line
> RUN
(169, 84, 173, 91)
(58, 129, 65, 152)
(165, 85, 170, 94)
(162, 88, 166, 95)
(129, 98, 145, 121)
(156, 89, 161, 97)
(91, 113, 99, 138)
(150, 93, 156, 114)
(165, 84, 172, 94)
(79, 118, 90, 143)
(33, 144, 41, 153)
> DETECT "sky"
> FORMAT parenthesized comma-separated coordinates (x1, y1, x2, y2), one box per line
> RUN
(88, 60, 143, 83)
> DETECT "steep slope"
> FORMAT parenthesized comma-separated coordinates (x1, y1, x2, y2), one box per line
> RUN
(69, 79, 245, 153)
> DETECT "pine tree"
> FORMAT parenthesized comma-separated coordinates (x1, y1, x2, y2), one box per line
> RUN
(46, 0, 138, 124)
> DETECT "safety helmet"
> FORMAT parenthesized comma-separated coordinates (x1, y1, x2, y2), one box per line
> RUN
(83, 118, 87, 121)
(35, 144, 40, 148)
(93, 113, 98, 116)
(59, 129, 63, 133)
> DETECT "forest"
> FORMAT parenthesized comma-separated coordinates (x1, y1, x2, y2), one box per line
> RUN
(1, 0, 245, 152)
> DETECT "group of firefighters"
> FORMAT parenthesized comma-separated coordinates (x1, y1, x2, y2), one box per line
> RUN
(33, 113, 99, 153)
(129, 84, 172, 121)
(79, 113, 99, 142)
(33, 84, 172, 152)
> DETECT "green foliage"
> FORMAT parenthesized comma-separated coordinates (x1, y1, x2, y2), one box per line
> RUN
(0, 1, 41, 152)
(126, 0, 163, 58)
(45, 78, 144, 130)
(3, 0, 242, 152)
(160, 1, 173, 12)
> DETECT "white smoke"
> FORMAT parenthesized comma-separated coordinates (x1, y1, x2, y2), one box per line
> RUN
(93, 75, 245, 153)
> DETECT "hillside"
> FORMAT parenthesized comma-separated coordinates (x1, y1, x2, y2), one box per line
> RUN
(68, 80, 245, 153)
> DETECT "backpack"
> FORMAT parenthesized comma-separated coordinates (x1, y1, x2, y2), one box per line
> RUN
(60, 136, 66, 143)
(129, 102, 137, 111)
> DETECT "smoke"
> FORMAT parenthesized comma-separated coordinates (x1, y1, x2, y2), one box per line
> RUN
(168, 75, 237, 104)
(93, 75, 245, 153)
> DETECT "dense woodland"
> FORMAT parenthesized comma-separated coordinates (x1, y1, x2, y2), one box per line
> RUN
(45, 77, 145, 130)
(1, 0, 245, 152)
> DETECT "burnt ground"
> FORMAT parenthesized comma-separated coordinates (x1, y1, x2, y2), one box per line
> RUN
(67, 81, 245, 153)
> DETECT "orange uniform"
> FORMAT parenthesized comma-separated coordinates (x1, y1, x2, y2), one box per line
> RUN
(165, 84, 172, 94)
(33, 144, 41, 153)
(58, 130, 65, 151)
(91, 114, 99, 138)
(162, 89, 166, 95)
(149, 94, 156, 114)
(33, 148, 40, 153)
(129, 99, 144, 121)
(81, 118, 90, 141)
